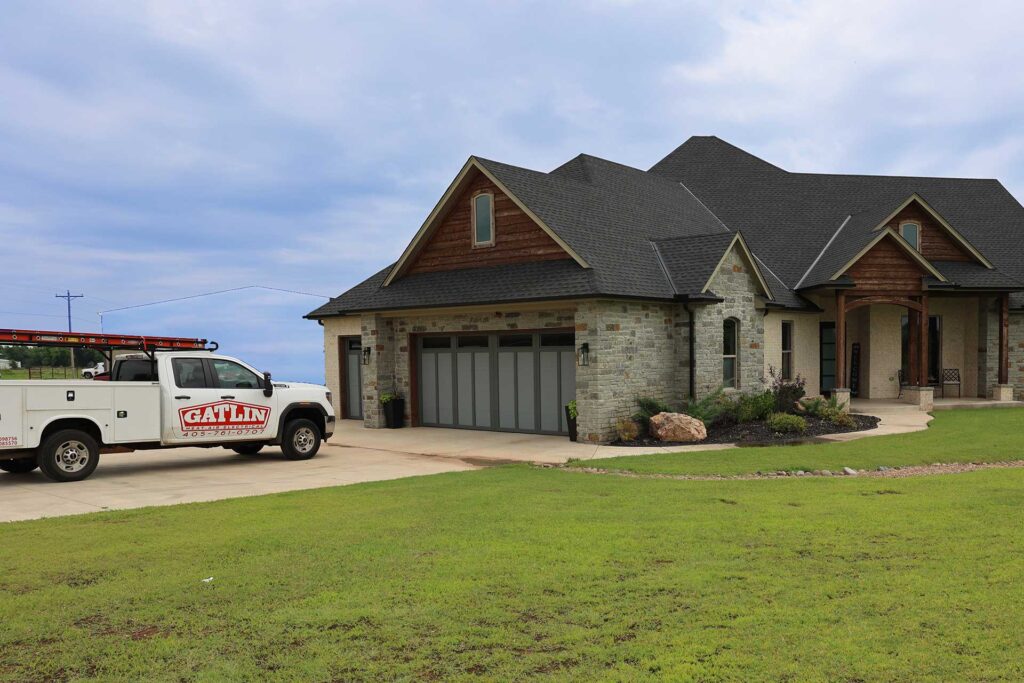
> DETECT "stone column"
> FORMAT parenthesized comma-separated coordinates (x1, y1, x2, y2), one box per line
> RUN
(360, 314, 396, 428)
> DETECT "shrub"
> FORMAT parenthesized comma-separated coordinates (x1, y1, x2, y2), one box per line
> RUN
(766, 412, 807, 434)
(615, 418, 640, 442)
(798, 394, 854, 428)
(764, 366, 807, 413)
(736, 391, 775, 423)
(634, 397, 672, 434)
(684, 388, 731, 426)
(566, 400, 578, 420)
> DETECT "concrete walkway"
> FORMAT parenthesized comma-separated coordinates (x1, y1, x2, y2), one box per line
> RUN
(0, 404, 939, 524)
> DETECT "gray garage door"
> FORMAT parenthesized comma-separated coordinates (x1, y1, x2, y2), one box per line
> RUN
(418, 332, 575, 435)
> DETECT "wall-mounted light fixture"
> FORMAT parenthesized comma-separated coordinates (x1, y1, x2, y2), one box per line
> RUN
(362, 346, 372, 365)
(577, 342, 590, 367)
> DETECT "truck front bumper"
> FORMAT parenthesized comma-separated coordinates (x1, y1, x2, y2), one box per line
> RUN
(324, 415, 336, 439)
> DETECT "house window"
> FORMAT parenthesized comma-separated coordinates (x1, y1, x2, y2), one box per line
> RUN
(900, 222, 920, 251)
(781, 320, 794, 380)
(472, 192, 495, 247)
(723, 318, 739, 388)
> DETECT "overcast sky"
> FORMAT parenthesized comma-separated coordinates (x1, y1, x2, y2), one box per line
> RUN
(2, 0, 1022, 381)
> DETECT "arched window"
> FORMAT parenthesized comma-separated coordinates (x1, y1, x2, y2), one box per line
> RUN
(899, 221, 920, 251)
(723, 318, 739, 388)
(472, 192, 495, 247)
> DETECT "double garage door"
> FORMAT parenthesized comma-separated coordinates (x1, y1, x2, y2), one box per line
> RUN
(418, 332, 575, 435)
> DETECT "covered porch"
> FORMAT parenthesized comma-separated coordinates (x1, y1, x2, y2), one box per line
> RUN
(832, 291, 1014, 410)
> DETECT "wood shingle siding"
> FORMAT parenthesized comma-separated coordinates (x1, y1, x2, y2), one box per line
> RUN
(885, 204, 973, 263)
(847, 235, 927, 295)
(406, 172, 572, 275)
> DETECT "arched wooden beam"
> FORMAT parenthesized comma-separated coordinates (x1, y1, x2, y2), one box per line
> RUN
(844, 296, 923, 313)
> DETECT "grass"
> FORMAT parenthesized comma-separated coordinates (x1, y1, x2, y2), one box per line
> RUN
(0, 366, 77, 380)
(571, 408, 1024, 476)
(2, 462, 1024, 680)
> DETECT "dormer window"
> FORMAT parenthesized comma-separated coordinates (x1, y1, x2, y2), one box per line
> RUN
(472, 192, 495, 247)
(900, 222, 920, 251)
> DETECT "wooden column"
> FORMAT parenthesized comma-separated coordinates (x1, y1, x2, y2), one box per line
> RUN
(836, 291, 846, 389)
(919, 295, 929, 387)
(999, 292, 1009, 385)
(907, 309, 919, 386)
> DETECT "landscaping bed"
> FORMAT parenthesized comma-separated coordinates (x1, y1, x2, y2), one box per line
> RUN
(613, 413, 880, 447)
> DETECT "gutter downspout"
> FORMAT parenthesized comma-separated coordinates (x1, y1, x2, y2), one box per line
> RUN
(683, 303, 696, 402)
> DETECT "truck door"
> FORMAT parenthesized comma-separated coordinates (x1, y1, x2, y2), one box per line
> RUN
(165, 357, 277, 444)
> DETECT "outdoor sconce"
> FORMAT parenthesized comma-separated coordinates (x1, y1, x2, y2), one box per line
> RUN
(362, 346, 372, 365)
(577, 342, 590, 367)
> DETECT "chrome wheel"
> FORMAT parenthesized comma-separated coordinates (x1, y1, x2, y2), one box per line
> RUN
(292, 427, 316, 455)
(55, 440, 90, 473)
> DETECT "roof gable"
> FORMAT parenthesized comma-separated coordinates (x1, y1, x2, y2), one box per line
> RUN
(383, 158, 588, 286)
(654, 231, 773, 300)
(835, 228, 946, 284)
(871, 193, 992, 268)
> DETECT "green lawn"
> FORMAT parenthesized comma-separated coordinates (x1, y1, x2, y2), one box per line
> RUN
(573, 408, 1024, 476)
(2, 462, 1024, 680)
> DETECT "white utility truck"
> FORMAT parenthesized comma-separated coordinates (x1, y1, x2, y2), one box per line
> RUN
(0, 329, 334, 482)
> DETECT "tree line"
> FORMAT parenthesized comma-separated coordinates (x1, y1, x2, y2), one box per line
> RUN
(0, 346, 105, 368)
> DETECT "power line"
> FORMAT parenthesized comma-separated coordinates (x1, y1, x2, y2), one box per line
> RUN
(98, 285, 330, 314)
(55, 290, 84, 333)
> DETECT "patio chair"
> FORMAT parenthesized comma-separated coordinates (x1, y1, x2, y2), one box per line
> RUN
(941, 368, 961, 398)
(897, 369, 910, 399)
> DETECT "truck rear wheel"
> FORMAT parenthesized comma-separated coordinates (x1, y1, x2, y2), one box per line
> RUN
(281, 419, 320, 461)
(0, 458, 39, 474)
(37, 430, 100, 482)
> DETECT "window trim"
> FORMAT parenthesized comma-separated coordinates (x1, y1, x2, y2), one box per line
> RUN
(471, 191, 496, 248)
(899, 221, 921, 251)
(723, 317, 740, 389)
(781, 320, 794, 381)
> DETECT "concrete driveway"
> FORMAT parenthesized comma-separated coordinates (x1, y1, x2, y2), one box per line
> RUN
(0, 442, 478, 523)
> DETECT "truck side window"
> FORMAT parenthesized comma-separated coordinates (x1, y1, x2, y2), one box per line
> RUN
(211, 359, 260, 389)
(115, 359, 157, 382)
(173, 359, 208, 388)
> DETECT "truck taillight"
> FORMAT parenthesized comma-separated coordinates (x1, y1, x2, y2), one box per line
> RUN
(326, 391, 332, 405)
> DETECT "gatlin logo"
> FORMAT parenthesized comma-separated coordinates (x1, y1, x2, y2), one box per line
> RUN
(178, 400, 271, 432)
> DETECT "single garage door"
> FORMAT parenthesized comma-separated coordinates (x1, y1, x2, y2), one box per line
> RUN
(418, 332, 575, 435)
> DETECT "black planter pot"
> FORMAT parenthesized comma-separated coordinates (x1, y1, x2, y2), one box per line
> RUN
(383, 398, 405, 429)
(565, 406, 578, 442)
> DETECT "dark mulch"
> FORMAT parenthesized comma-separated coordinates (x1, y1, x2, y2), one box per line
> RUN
(612, 414, 881, 447)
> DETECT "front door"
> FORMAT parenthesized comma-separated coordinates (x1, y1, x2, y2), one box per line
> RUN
(165, 357, 277, 444)
(820, 322, 836, 395)
(343, 338, 363, 420)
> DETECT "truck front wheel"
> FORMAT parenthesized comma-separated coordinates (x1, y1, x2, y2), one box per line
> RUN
(281, 419, 321, 461)
(0, 458, 39, 474)
(37, 430, 100, 482)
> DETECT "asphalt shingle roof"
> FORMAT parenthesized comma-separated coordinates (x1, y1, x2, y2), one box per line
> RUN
(309, 136, 1024, 318)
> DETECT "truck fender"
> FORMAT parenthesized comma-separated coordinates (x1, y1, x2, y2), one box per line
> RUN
(273, 403, 329, 443)
(35, 415, 108, 449)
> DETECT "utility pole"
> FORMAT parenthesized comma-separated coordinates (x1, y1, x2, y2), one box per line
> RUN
(55, 290, 83, 373)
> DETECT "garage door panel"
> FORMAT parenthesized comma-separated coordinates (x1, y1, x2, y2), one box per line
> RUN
(456, 352, 474, 427)
(421, 353, 438, 424)
(498, 352, 516, 430)
(516, 351, 535, 431)
(437, 353, 454, 425)
(539, 351, 560, 433)
(473, 352, 491, 428)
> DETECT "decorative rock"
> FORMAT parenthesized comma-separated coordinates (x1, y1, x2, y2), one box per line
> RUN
(842, 466, 857, 476)
(821, 470, 832, 476)
(649, 412, 707, 443)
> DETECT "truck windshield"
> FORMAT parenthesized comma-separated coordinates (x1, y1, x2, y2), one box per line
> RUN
(114, 359, 158, 382)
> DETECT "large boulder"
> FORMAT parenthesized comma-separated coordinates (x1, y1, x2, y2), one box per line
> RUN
(649, 412, 707, 443)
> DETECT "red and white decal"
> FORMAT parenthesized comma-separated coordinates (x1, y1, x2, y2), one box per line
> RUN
(178, 400, 271, 434)
(0, 436, 19, 447)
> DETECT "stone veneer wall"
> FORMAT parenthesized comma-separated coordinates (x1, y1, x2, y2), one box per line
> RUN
(1011, 311, 1024, 400)
(978, 296, 1000, 397)
(691, 248, 765, 397)
(574, 300, 688, 442)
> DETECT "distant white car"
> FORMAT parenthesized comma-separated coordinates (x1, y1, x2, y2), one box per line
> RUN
(81, 362, 106, 379)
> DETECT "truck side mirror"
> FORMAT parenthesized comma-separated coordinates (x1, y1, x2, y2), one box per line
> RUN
(263, 372, 274, 397)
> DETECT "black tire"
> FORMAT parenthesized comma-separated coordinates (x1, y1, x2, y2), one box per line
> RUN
(280, 418, 321, 461)
(37, 430, 100, 482)
(232, 444, 264, 456)
(82, 372, 93, 379)
(0, 458, 39, 474)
